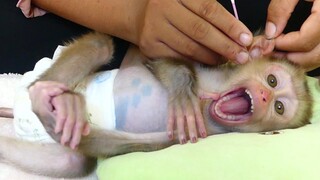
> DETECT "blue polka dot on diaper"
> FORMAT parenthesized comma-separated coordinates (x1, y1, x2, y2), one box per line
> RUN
(94, 72, 111, 83)
(131, 78, 141, 87)
(141, 85, 152, 96)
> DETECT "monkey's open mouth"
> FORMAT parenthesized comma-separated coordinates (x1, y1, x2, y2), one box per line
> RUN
(210, 88, 253, 124)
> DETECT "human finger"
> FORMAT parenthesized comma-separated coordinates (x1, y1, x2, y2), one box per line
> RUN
(159, 22, 225, 65)
(265, 0, 299, 39)
(180, 0, 253, 46)
(169, 0, 251, 63)
(274, 1, 320, 52)
(276, 43, 320, 71)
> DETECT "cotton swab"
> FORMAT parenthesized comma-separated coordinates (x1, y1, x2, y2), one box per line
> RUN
(230, 0, 239, 20)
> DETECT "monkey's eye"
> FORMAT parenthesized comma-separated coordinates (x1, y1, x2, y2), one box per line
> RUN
(274, 101, 284, 115)
(267, 74, 277, 88)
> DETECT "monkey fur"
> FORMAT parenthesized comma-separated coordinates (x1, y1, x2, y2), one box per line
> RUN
(0, 32, 313, 178)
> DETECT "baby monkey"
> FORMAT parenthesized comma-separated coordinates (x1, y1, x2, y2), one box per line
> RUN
(0, 32, 313, 178)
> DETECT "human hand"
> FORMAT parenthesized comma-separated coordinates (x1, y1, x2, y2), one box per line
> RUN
(265, 0, 320, 70)
(136, 0, 253, 65)
(51, 92, 90, 150)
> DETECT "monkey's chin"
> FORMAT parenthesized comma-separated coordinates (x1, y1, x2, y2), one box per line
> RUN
(209, 88, 253, 126)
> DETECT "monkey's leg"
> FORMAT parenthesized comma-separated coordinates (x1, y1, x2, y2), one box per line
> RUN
(0, 136, 96, 178)
(146, 59, 206, 143)
(34, 32, 114, 89)
(78, 129, 178, 157)
(38, 115, 178, 158)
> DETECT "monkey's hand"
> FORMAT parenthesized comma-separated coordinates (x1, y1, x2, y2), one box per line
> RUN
(147, 59, 209, 144)
(31, 84, 90, 150)
(50, 92, 90, 150)
(29, 81, 69, 117)
(167, 90, 207, 144)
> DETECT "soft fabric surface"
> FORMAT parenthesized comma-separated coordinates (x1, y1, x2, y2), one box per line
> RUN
(97, 77, 320, 180)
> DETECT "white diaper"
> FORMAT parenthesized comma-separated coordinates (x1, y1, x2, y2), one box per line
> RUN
(13, 46, 117, 143)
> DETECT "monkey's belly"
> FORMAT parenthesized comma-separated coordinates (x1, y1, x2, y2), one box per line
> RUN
(113, 65, 169, 133)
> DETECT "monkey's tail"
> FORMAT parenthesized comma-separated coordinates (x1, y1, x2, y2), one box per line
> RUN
(78, 129, 178, 158)
(0, 107, 13, 118)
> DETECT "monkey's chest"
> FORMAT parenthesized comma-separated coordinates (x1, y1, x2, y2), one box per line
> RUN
(113, 66, 169, 133)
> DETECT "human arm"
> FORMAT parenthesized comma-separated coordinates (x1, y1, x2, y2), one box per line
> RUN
(31, 0, 253, 65)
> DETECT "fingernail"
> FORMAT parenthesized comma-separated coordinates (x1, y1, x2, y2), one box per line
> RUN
(72, 144, 78, 150)
(250, 47, 261, 58)
(168, 131, 173, 140)
(191, 136, 197, 143)
(180, 136, 187, 144)
(201, 131, 207, 138)
(239, 33, 252, 46)
(265, 22, 276, 39)
(236, 51, 249, 64)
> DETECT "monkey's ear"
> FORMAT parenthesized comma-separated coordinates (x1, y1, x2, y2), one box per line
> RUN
(249, 35, 275, 58)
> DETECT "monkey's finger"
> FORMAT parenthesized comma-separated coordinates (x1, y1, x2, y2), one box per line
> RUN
(82, 123, 91, 136)
(61, 98, 76, 145)
(70, 121, 86, 150)
(52, 96, 68, 134)
(30, 81, 69, 97)
(175, 103, 187, 144)
(70, 97, 88, 148)
(191, 96, 207, 138)
(184, 104, 198, 143)
(46, 87, 68, 97)
(198, 90, 220, 100)
(196, 113, 206, 138)
(167, 104, 175, 140)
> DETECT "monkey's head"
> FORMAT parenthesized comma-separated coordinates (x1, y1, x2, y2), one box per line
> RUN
(208, 58, 312, 133)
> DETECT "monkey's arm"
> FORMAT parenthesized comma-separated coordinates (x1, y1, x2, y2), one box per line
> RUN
(29, 33, 114, 146)
(29, 32, 114, 120)
(33, 32, 114, 89)
(146, 59, 207, 144)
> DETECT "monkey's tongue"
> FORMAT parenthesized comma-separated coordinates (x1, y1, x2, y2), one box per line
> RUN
(220, 97, 250, 114)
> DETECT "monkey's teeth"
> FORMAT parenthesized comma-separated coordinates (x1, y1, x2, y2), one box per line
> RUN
(227, 115, 236, 120)
(245, 89, 254, 113)
(214, 89, 254, 121)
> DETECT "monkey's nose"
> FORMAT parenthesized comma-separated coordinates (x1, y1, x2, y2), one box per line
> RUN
(260, 89, 271, 103)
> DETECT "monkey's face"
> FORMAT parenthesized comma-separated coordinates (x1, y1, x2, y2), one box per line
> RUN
(208, 59, 312, 133)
